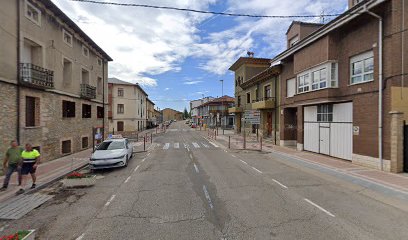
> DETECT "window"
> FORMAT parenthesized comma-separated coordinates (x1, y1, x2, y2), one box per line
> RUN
(117, 104, 124, 114)
(97, 106, 104, 118)
(289, 35, 299, 47)
(350, 51, 374, 84)
(264, 85, 271, 99)
(25, 1, 41, 26)
(81, 68, 89, 84)
(62, 29, 72, 47)
(246, 92, 251, 104)
(297, 73, 310, 93)
(287, 78, 296, 98)
(317, 104, 333, 122)
(82, 104, 92, 118)
(25, 96, 39, 127)
(61, 140, 72, 154)
(117, 121, 124, 131)
(311, 68, 327, 90)
(62, 100, 75, 118)
(63, 58, 72, 86)
(97, 77, 102, 95)
(97, 58, 102, 66)
(82, 45, 89, 58)
(118, 88, 124, 97)
(237, 96, 241, 107)
(82, 137, 89, 149)
(296, 62, 338, 94)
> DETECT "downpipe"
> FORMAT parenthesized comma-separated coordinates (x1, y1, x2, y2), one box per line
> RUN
(365, 6, 384, 171)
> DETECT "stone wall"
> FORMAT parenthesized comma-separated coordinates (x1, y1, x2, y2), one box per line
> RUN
(19, 87, 107, 162)
(0, 83, 18, 171)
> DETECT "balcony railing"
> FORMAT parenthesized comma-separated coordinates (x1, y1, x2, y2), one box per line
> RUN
(252, 97, 276, 109)
(80, 84, 96, 99)
(20, 63, 54, 89)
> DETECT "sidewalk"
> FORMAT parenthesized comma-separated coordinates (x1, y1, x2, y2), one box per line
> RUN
(0, 149, 91, 203)
(201, 130, 408, 194)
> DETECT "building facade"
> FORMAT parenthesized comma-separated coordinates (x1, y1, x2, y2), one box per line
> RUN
(198, 96, 235, 128)
(275, 0, 408, 172)
(162, 108, 183, 122)
(0, 0, 112, 163)
(146, 98, 156, 128)
(190, 97, 214, 125)
(108, 78, 148, 133)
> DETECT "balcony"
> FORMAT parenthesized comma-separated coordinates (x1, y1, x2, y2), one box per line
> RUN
(80, 84, 96, 99)
(252, 97, 276, 109)
(228, 106, 243, 113)
(20, 63, 54, 89)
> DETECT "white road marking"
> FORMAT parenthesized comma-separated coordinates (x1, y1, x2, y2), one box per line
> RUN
(231, 154, 236, 158)
(240, 159, 248, 165)
(134, 165, 140, 172)
(104, 195, 116, 207)
(163, 143, 170, 150)
(193, 164, 199, 173)
(174, 142, 180, 148)
(272, 179, 288, 189)
(209, 142, 219, 148)
(75, 233, 85, 240)
(124, 176, 131, 183)
(202, 143, 209, 148)
(304, 198, 335, 217)
(142, 158, 146, 162)
(183, 143, 188, 148)
(189, 153, 193, 159)
(192, 142, 200, 148)
(252, 166, 263, 174)
(203, 185, 214, 209)
(147, 152, 151, 156)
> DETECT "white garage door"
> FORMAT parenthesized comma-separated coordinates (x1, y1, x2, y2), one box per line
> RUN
(303, 102, 353, 160)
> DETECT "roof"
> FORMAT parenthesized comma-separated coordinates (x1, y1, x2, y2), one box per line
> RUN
(285, 21, 324, 35)
(201, 95, 234, 106)
(228, 57, 270, 71)
(108, 78, 149, 96)
(39, 0, 113, 61)
(272, 0, 384, 64)
(146, 98, 155, 105)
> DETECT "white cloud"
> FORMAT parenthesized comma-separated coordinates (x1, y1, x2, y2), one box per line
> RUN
(164, 88, 171, 91)
(183, 80, 203, 85)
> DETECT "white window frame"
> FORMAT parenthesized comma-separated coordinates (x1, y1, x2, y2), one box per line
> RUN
(296, 61, 338, 94)
(350, 51, 374, 85)
(289, 35, 299, 47)
(286, 78, 296, 98)
(62, 29, 73, 47)
(311, 68, 327, 90)
(82, 45, 89, 58)
(25, 0, 41, 26)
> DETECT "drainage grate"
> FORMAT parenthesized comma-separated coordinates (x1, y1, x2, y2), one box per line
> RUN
(0, 193, 53, 220)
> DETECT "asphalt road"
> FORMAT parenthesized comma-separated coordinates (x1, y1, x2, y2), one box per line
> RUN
(2, 121, 408, 240)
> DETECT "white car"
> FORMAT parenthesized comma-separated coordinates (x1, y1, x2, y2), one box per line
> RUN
(90, 138, 133, 170)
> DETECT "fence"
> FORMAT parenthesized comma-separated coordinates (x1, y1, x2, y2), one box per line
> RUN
(207, 128, 266, 151)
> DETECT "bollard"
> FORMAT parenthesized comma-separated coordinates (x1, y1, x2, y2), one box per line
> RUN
(143, 136, 146, 151)
(151, 133, 153, 144)
(214, 129, 217, 140)
(243, 130, 246, 149)
(260, 136, 262, 152)
(156, 127, 158, 134)
(228, 136, 231, 149)
(137, 133, 139, 142)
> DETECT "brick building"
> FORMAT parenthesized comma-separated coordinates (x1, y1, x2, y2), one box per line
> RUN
(0, 0, 112, 163)
(274, 0, 408, 172)
(162, 108, 183, 122)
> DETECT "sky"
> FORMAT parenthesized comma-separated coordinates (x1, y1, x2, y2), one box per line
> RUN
(52, 0, 348, 111)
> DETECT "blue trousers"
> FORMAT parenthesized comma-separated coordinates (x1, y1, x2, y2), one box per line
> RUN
(2, 164, 21, 188)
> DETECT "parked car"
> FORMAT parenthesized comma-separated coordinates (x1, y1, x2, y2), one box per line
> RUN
(90, 138, 133, 170)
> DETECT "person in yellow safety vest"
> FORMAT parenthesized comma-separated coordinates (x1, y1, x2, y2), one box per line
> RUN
(16, 143, 40, 195)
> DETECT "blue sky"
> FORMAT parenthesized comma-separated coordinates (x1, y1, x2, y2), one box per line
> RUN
(52, 0, 348, 111)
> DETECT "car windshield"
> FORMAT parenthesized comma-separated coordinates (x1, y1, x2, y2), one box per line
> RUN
(97, 141, 125, 150)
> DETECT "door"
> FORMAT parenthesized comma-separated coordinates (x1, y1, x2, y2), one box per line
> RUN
(404, 125, 408, 172)
(267, 112, 272, 137)
(319, 126, 330, 155)
(117, 121, 124, 132)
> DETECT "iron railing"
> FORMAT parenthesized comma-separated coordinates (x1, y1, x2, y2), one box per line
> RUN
(252, 96, 275, 103)
(80, 84, 96, 99)
(20, 63, 54, 89)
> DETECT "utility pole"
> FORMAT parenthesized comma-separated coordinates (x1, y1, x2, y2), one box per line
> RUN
(220, 79, 224, 129)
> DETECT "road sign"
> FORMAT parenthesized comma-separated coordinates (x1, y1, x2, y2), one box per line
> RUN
(244, 110, 260, 124)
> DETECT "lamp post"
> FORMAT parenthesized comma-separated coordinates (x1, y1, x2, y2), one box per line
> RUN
(220, 80, 224, 128)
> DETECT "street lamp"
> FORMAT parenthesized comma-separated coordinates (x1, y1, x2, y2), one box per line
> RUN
(220, 80, 224, 128)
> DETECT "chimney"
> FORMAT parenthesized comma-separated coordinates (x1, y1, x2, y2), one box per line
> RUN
(247, 51, 254, 58)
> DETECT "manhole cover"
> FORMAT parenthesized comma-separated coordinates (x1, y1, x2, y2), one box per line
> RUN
(0, 193, 53, 220)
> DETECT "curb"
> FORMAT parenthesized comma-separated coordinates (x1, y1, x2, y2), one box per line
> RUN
(0, 162, 89, 204)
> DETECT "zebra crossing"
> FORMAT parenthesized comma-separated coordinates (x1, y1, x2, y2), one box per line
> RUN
(157, 142, 218, 150)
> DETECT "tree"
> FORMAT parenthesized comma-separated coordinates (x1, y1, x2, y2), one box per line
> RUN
(183, 107, 189, 119)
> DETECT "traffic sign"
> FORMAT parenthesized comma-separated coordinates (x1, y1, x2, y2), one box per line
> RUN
(244, 110, 260, 124)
